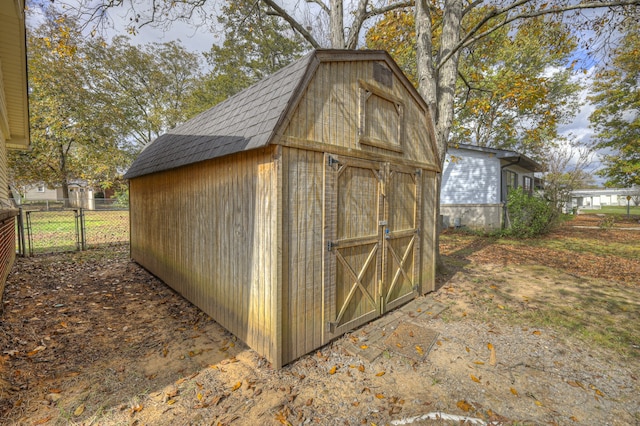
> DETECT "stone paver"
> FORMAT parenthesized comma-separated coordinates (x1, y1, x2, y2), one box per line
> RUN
(340, 295, 448, 362)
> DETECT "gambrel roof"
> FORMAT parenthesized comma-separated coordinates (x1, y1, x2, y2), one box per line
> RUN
(124, 51, 313, 179)
(125, 49, 434, 179)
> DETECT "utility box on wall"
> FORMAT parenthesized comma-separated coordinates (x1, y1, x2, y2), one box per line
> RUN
(125, 50, 441, 367)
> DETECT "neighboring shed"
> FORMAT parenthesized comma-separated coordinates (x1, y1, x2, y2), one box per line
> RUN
(125, 50, 441, 367)
(440, 143, 543, 230)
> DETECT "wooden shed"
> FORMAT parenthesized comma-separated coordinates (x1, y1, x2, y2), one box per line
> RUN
(124, 50, 441, 367)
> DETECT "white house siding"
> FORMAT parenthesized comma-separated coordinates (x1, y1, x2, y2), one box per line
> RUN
(440, 148, 502, 230)
(441, 148, 500, 205)
(440, 149, 537, 231)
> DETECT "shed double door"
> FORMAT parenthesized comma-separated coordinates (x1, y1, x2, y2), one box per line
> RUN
(324, 154, 422, 339)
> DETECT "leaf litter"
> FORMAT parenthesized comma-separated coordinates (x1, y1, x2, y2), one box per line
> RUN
(0, 217, 638, 425)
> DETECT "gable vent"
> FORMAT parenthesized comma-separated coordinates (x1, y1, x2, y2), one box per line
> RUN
(373, 62, 392, 88)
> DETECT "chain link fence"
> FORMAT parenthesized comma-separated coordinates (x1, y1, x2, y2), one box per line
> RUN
(16, 199, 129, 255)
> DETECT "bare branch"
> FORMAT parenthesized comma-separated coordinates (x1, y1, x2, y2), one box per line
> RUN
(437, 0, 640, 71)
(262, 0, 322, 48)
(346, 0, 414, 48)
(305, 0, 330, 15)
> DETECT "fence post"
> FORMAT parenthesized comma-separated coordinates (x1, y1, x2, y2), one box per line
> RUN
(16, 207, 25, 256)
(80, 208, 86, 250)
(74, 208, 87, 251)
(25, 210, 33, 257)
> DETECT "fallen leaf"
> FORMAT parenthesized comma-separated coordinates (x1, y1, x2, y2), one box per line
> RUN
(473, 361, 485, 365)
(360, 345, 368, 350)
(415, 345, 424, 355)
(329, 365, 337, 375)
(73, 404, 85, 416)
(498, 305, 505, 310)
(490, 285, 498, 290)
(532, 330, 541, 336)
(33, 416, 52, 425)
(197, 392, 203, 401)
(594, 388, 604, 397)
(27, 346, 46, 357)
(167, 399, 176, 405)
(436, 340, 442, 346)
(489, 346, 497, 366)
(470, 374, 481, 383)
(306, 398, 313, 406)
(457, 400, 472, 412)
(487, 343, 494, 350)
(570, 416, 579, 422)
(465, 346, 470, 353)
(231, 382, 242, 391)
(567, 380, 585, 389)
(534, 400, 543, 407)
(510, 387, 519, 396)
(375, 371, 385, 377)
(375, 393, 385, 399)
(358, 364, 365, 373)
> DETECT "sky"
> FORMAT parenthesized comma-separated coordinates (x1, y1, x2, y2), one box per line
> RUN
(28, 0, 612, 185)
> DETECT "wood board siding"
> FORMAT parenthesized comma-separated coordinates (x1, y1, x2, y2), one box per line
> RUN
(420, 170, 438, 294)
(281, 147, 325, 363)
(129, 147, 281, 365)
(281, 59, 437, 169)
(126, 52, 440, 367)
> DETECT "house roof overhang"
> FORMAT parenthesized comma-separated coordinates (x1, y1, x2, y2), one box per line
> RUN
(452, 143, 545, 173)
(0, 0, 30, 150)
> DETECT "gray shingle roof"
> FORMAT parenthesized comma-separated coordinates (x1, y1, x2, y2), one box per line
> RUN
(124, 51, 315, 179)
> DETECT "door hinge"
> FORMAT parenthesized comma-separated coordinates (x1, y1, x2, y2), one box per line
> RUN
(327, 241, 335, 252)
(326, 321, 337, 333)
(327, 155, 340, 168)
(415, 169, 422, 176)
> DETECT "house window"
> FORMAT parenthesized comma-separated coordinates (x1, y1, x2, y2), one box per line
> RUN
(505, 170, 518, 195)
(523, 176, 533, 194)
(37, 184, 45, 193)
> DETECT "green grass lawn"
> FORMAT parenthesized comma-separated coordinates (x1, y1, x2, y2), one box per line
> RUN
(582, 205, 640, 216)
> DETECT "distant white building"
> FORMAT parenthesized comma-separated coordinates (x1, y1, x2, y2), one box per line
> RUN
(19, 180, 95, 209)
(570, 188, 637, 210)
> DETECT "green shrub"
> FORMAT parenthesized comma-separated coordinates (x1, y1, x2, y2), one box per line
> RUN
(504, 188, 558, 238)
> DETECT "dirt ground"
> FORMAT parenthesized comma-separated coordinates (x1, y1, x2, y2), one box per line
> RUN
(1, 214, 638, 425)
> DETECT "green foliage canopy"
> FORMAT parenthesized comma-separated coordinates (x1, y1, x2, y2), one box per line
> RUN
(589, 22, 640, 188)
(366, 11, 582, 163)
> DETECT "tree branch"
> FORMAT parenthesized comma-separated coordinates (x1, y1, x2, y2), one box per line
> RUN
(437, 0, 640, 71)
(347, 0, 415, 49)
(262, 0, 322, 48)
(305, 0, 330, 15)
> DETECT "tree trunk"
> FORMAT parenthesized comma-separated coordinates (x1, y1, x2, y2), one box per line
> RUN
(329, 0, 345, 47)
(416, 0, 463, 274)
(61, 180, 70, 208)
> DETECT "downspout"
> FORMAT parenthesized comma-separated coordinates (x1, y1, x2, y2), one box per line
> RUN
(500, 157, 521, 229)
